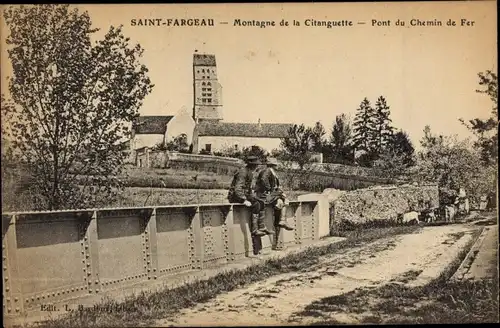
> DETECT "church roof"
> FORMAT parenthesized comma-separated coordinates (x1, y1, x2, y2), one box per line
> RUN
(193, 53, 216, 66)
(197, 122, 293, 138)
(133, 116, 174, 134)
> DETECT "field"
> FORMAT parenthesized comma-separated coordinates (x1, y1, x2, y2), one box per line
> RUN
(119, 166, 233, 189)
(111, 187, 311, 207)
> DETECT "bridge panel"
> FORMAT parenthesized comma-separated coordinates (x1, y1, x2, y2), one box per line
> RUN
(2, 200, 318, 318)
(299, 202, 315, 241)
(260, 207, 275, 251)
(200, 206, 228, 268)
(282, 204, 299, 245)
(13, 214, 87, 308)
(230, 206, 252, 259)
(97, 210, 147, 285)
(156, 208, 193, 274)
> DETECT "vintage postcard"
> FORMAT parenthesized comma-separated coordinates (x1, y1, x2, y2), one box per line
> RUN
(1, 1, 498, 327)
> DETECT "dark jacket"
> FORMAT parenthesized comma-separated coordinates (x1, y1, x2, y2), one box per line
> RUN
(228, 167, 254, 202)
(255, 167, 280, 195)
(255, 167, 285, 205)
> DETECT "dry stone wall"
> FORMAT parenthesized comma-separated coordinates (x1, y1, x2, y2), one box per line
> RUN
(332, 184, 440, 226)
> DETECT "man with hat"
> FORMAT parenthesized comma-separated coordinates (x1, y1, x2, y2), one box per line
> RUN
(228, 155, 274, 236)
(255, 157, 294, 231)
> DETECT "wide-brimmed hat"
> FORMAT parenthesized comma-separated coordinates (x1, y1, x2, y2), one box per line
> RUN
(244, 156, 261, 165)
(266, 157, 279, 166)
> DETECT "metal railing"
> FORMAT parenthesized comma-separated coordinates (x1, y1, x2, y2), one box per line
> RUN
(1, 200, 319, 317)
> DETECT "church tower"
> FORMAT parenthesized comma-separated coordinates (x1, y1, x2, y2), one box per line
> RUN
(192, 52, 223, 123)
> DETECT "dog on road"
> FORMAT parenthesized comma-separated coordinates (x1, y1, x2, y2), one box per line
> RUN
(397, 211, 420, 225)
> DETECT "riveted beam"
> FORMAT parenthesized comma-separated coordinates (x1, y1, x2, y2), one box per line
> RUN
(3, 215, 24, 316)
(312, 203, 320, 241)
(85, 211, 101, 294)
(191, 206, 204, 270)
(222, 205, 234, 262)
(294, 203, 303, 244)
(144, 208, 158, 280)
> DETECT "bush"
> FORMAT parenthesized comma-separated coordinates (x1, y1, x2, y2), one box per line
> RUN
(213, 145, 268, 163)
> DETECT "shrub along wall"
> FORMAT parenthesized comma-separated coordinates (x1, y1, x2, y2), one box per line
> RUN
(167, 159, 396, 192)
(72, 159, 399, 194)
(167, 159, 242, 176)
(280, 169, 396, 192)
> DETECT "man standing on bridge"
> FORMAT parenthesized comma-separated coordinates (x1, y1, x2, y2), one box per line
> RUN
(255, 157, 294, 232)
(227, 156, 274, 236)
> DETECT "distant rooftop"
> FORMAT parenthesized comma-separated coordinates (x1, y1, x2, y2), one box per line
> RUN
(133, 116, 174, 134)
(197, 122, 293, 138)
(193, 53, 216, 66)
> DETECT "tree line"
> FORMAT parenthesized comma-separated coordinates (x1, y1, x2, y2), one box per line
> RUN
(273, 76, 497, 207)
(273, 95, 415, 174)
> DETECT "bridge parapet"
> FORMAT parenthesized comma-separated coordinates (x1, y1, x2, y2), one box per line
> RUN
(1, 201, 319, 317)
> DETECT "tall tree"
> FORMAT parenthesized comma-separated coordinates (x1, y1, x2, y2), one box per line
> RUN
(2, 5, 154, 210)
(420, 125, 440, 149)
(310, 121, 326, 152)
(373, 96, 394, 154)
(460, 70, 498, 164)
(388, 130, 415, 166)
(353, 97, 376, 154)
(353, 97, 377, 166)
(413, 126, 495, 206)
(373, 130, 415, 178)
(1, 95, 15, 161)
(279, 124, 315, 169)
(327, 113, 354, 163)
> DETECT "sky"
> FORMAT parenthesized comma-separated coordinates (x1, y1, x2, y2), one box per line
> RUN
(1, 2, 497, 149)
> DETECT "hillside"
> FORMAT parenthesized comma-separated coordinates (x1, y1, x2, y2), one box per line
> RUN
(1, 161, 394, 212)
(1, 165, 311, 211)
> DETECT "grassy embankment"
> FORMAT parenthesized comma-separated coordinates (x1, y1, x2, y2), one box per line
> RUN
(31, 225, 420, 328)
(1, 165, 312, 211)
(110, 166, 310, 207)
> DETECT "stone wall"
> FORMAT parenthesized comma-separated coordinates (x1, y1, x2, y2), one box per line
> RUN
(149, 151, 168, 168)
(135, 149, 168, 168)
(331, 184, 440, 226)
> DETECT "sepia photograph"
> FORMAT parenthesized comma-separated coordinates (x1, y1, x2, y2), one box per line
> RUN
(1, 1, 498, 327)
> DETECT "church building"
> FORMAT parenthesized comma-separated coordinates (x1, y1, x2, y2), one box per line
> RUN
(191, 52, 293, 154)
(130, 51, 293, 155)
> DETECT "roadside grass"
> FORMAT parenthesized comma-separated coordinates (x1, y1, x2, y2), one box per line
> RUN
(331, 219, 422, 237)
(305, 278, 498, 325)
(298, 228, 499, 325)
(30, 225, 419, 328)
(470, 212, 498, 226)
(330, 213, 495, 238)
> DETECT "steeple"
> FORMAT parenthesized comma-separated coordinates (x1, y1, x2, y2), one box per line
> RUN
(192, 52, 223, 123)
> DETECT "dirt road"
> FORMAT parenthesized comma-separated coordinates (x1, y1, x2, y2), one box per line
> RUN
(155, 224, 481, 326)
